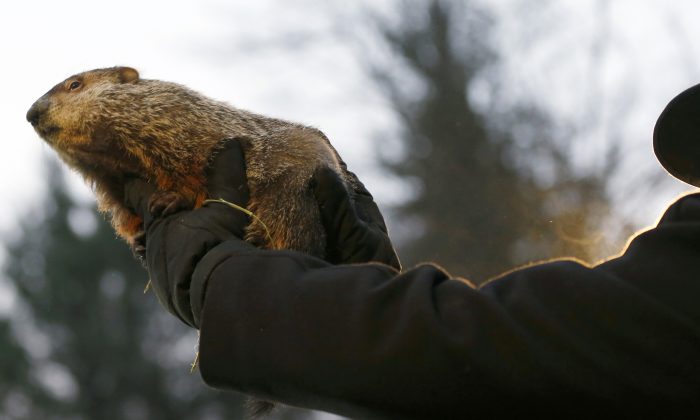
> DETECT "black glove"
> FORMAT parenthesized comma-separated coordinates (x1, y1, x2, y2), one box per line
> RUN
(313, 167, 401, 271)
(124, 139, 251, 328)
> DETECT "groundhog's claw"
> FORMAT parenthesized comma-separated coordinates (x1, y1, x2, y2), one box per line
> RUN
(130, 231, 147, 261)
(148, 190, 192, 218)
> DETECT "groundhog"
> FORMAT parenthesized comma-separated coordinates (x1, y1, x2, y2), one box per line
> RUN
(26, 66, 354, 255)
(26, 66, 355, 417)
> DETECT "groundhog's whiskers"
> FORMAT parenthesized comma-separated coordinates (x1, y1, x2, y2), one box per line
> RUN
(203, 198, 273, 242)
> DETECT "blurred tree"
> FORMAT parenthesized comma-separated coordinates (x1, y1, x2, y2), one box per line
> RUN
(0, 318, 41, 419)
(2, 161, 252, 420)
(369, 0, 624, 282)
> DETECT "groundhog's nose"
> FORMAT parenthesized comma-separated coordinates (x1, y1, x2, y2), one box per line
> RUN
(26, 101, 47, 126)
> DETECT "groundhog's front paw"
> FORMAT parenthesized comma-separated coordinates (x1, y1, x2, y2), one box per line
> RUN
(148, 190, 193, 218)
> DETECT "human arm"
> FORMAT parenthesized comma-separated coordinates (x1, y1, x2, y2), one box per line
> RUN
(125, 140, 700, 417)
(195, 194, 700, 418)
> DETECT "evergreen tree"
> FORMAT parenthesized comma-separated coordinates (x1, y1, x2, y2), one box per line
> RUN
(0, 318, 39, 419)
(3, 161, 250, 420)
(371, 0, 619, 282)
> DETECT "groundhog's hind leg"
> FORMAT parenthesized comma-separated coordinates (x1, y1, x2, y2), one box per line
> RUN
(245, 176, 327, 258)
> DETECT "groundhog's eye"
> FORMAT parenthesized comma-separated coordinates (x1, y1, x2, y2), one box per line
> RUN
(68, 81, 82, 91)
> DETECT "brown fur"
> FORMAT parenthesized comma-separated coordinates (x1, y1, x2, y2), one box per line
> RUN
(27, 66, 353, 257)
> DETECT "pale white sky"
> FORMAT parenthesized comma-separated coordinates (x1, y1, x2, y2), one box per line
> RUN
(1, 0, 699, 254)
(0, 0, 398, 233)
(493, 0, 700, 215)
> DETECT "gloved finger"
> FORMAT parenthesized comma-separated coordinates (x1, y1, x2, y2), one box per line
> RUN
(343, 169, 390, 234)
(205, 138, 250, 207)
(312, 166, 365, 239)
(124, 177, 158, 222)
(313, 166, 402, 270)
(143, 217, 182, 322)
(146, 215, 208, 328)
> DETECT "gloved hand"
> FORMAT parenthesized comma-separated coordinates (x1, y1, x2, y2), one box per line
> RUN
(313, 166, 401, 271)
(125, 137, 400, 327)
(124, 138, 251, 328)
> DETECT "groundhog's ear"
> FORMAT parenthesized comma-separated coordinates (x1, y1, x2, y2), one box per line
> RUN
(118, 67, 140, 84)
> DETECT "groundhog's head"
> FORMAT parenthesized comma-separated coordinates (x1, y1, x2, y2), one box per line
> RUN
(27, 66, 231, 239)
(27, 66, 225, 182)
(26, 67, 146, 175)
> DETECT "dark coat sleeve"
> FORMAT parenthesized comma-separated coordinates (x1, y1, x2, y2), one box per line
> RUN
(196, 193, 700, 419)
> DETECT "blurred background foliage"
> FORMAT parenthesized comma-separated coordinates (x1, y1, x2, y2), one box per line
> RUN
(367, 0, 624, 280)
(1, 0, 695, 418)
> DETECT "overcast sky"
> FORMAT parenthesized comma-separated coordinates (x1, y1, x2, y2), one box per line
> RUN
(491, 0, 700, 221)
(1, 2, 700, 417)
(0, 0, 398, 232)
(1, 0, 699, 257)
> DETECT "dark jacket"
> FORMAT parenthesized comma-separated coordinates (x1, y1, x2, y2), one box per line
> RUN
(195, 193, 700, 419)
